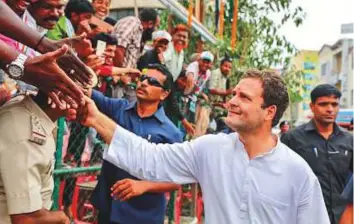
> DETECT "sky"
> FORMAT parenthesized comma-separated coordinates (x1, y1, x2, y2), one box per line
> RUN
(275, 0, 354, 51)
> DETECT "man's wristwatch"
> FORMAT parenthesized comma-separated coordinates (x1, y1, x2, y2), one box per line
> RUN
(6, 53, 28, 80)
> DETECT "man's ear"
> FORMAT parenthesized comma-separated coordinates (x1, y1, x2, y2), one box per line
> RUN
(310, 102, 315, 113)
(265, 105, 277, 122)
(160, 90, 170, 101)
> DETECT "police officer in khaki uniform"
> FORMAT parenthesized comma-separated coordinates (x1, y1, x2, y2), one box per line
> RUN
(0, 95, 69, 224)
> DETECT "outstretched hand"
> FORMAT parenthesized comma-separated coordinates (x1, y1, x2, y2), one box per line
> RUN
(22, 45, 85, 107)
(38, 34, 94, 87)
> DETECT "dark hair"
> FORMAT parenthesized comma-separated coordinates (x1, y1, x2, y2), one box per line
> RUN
(104, 17, 117, 26)
(65, 0, 94, 19)
(241, 69, 289, 127)
(220, 57, 232, 66)
(139, 8, 158, 23)
(147, 64, 173, 90)
(91, 32, 117, 48)
(279, 120, 289, 127)
(310, 84, 341, 103)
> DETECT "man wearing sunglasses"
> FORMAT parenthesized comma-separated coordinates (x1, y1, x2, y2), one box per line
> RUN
(89, 64, 182, 224)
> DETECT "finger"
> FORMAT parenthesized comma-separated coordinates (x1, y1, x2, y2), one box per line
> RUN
(121, 193, 133, 201)
(63, 95, 78, 109)
(111, 181, 131, 196)
(65, 109, 77, 121)
(47, 44, 69, 61)
(69, 50, 94, 80)
(48, 92, 64, 109)
(53, 75, 84, 106)
(74, 32, 87, 42)
(65, 54, 93, 85)
(57, 50, 91, 85)
(60, 65, 87, 85)
(56, 82, 84, 106)
(117, 187, 132, 200)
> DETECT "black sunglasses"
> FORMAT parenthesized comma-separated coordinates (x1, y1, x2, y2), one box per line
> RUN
(140, 74, 165, 89)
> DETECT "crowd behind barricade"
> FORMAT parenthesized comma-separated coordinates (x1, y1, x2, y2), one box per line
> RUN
(0, 0, 352, 223)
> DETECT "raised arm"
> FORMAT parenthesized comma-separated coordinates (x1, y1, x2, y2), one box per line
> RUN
(80, 97, 200, 184)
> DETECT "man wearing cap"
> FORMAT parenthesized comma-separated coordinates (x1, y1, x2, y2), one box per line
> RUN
(137, 30, 172, 71)
(182, 51, 213, 136)
(185, 51, 214, 96)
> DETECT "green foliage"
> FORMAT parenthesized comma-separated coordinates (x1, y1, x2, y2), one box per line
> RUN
(282, 66, 304, 104)
(159, 0, 306, 89)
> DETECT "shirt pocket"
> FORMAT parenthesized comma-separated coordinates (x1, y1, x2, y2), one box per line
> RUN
(331, 145, 352, 175)
(294, 146, 321, 174)
(253, 192, 289, 224)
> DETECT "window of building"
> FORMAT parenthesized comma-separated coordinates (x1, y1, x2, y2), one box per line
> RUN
(321, 63, 328, 76)
(109, 9, 135, 21)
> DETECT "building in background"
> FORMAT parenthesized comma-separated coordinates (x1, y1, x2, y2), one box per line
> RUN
(290, 50, 320, 125)
(318, 24, 353, 109)
(109, 0, 164, 20)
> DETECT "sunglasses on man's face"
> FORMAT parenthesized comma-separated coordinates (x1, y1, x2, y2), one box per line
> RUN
(140, 74, 165, 89)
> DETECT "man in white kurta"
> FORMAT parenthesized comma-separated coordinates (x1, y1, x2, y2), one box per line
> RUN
(79, 69, 330, 224)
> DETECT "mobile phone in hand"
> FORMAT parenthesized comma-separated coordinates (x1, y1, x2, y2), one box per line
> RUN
(96, 40, 107, 56)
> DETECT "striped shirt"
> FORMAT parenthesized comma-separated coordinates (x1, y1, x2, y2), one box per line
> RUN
(112, 16, 143, 68)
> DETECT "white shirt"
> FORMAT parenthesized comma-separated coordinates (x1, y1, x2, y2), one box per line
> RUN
(104, 126, 330, 224)
(163, 43, 184, 81)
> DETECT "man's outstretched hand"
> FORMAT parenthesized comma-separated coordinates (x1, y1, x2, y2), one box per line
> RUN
(22, 45, 85, 107)
(38, 34, 94, 87)
(74, 96, 100, 127)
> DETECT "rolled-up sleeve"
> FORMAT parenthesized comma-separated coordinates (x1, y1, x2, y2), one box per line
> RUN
(296, 176, 330, 224)
(104, 126, 199, 184)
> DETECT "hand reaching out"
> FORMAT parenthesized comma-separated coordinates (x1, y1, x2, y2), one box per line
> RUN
(22, 45, 85, 107)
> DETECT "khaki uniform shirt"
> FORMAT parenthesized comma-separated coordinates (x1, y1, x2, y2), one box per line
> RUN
(0, 97, 55, 223)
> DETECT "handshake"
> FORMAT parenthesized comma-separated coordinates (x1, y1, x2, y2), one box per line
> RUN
(62, 95, 99, 128)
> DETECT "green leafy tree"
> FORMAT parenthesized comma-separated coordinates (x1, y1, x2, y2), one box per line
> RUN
(159, 0, 306, 88)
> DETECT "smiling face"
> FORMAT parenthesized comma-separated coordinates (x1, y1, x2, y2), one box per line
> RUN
(29, 0, 65, 29)
(225, 78, 276, 133)
(310, 95, 340, 125)
(172, 30, 188, 52)
(103, 44, 116, 66)
(92, 0, 110, 19)
(220, 61, 232, 76)
(198, 59, 213, 73)
(153, 39, 169, 53)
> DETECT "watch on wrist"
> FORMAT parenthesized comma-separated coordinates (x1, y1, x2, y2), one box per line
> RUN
(6, 54, 28, 80)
